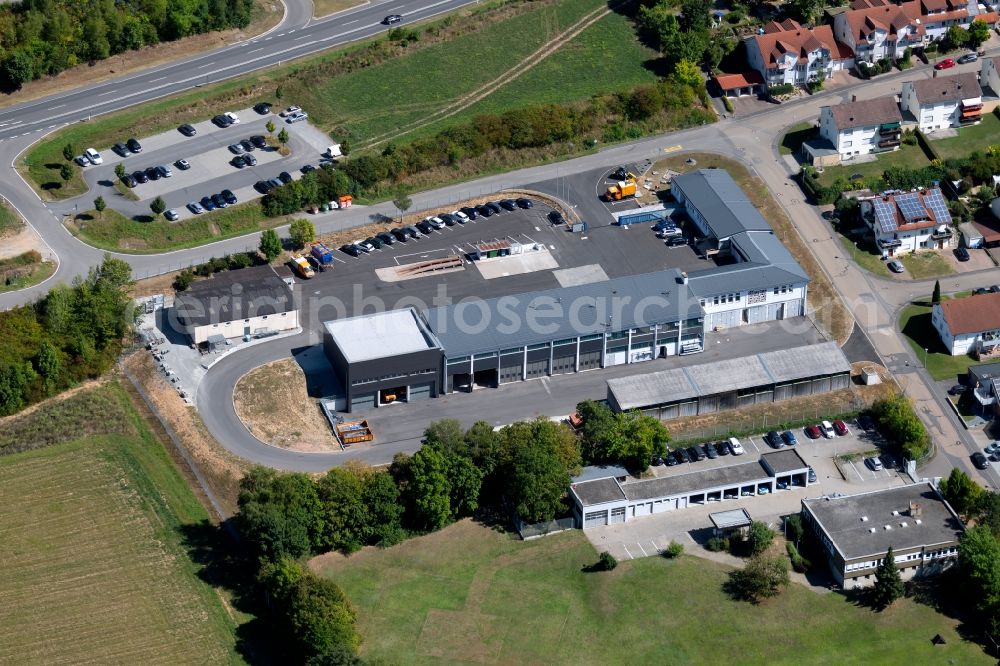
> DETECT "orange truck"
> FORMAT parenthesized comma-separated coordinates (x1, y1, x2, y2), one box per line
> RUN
(605, 177, 637, 201)
(290, 255, 314, 279)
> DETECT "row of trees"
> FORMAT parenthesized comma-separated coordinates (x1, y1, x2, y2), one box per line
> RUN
(0, 254, 135, 415)
(637, 0, 736, 73)
(261, 79, 711, 214)
(0, 0, 256, 90)
(868, 395, 931, 461)
(575, 400, 670, 471)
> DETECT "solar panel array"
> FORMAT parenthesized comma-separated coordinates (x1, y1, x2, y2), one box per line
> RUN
(872, 196, 898, 233)
(924, 188, 951, 223)
(895, 192, 929, 223)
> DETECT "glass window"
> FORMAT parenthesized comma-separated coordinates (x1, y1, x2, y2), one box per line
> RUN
(527, 343, 550, 351)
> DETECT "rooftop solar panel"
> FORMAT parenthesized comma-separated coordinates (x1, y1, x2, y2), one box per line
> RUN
(873, 197, 897, 233)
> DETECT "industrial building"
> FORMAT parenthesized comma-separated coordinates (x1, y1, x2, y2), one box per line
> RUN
(173, 265, 298, 346)
(802, 484, 964, 590)
(605, 341, 851, 419)
(570, 449, 811, 529)
(323, 308, 444, 412)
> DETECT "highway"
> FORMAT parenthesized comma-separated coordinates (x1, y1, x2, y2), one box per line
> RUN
(0, 3, 995, 485)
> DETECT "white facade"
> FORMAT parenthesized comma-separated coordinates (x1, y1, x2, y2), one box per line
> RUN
(982, 56, 1000, 94)
(933, 303, 1000, 355)
(189, 309, 298, 345)
(819, 107, 902, 159)
(745, 26, 849, 87)
(699, 284, 807, 330)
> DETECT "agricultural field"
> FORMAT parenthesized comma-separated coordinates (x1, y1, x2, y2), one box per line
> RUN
(0, 383, 242, 665)
(313, 520, 990, 665)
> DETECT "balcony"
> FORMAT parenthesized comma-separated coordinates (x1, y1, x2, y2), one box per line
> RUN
(878, 238, 902, 249)
(931, 227, 953, 240)
(877, 138, 901, 150)
(959, 112, 982, 124)
(879, 122, 901, 136)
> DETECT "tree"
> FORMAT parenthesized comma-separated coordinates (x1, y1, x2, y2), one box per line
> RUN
(938, 467, 982, 516)
(278, 128, 290, 145)
(236, 468, 324, 561)
(62, 143, 75, 161)
(445, 453, 482, 518)
(407, 444, 453, 531)
(259, 229, 283, 262)
(392, 192, 412, 221)
(932, 279, 941, 304)
(359, 470, 405, 546)
(727, 555, 789, 603)
(423, 419, 466, 455)
(871, 546, 904, 610)
(785, 514, 804, 547)
(598, 551, 618, 571)
(115, 163, 126, 179)
(679, 0, 712, 32)
(638, 2, 708, 66)
(266, 119, 276, 135)
(671, 59, 703, 89)
(59, 164, 73, 182)
(945, 24, 969, 50)
(968, 19, 990, 48)
(33, 340, 60, 393)
(786, 0, 824, 23)
(748, 520, 775, 556)
(276, 85, 284, 101)
(507, 438, 569, 523)
(285, 574, 359, 660)
(289, 219, 315, 249)
(94, 196, 106, 219)
(959, 526, 1000, 633)
(150, 196, 166, 216)
(316, 468, 366, 553)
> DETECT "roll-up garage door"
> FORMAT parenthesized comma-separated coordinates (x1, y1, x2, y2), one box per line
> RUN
(584, 510, 608, 528)
(408, 382, 433, 401)
(351, 392, 376, 411)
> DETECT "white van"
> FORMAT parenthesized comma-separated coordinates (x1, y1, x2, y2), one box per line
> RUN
(728, 437, 745, 455)
(84, 148, 103, 165)
(820, 420, 836, 438)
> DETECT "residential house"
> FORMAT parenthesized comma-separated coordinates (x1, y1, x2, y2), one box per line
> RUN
(802, 483, 964, 590)
(860, 187, 953, 256)
(967, 362, 1000, 419)
(745, 20, 853, 87)
(980, 56, 1000, 110)
(819, 94, 903, 159)
(900, 71, 982, 132)
(932, 291, 1000, 356)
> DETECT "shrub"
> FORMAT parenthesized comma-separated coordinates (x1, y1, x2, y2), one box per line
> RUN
(722, 97, 734, 113)
(748, 521, 775, 556)
(786, 542, 811, 572)
(727, 555, 790, 603)
(768, 83, 794, 97)
(663, 541, 684, 559)
(173, 269, 194, 291)
(706, 536, 730, 552)
(598, 551, 618, 571)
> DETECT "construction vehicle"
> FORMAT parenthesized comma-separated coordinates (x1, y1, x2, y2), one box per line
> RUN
(310, 241, 334, 267)
(335, 419, 374, 446)
(612, 166, 637, 181)
(290, 255, 315, 279)
(605, 177, 637, 201)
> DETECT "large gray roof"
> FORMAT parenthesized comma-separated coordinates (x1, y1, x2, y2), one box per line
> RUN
(174, 265, 294, 328)
(323, 309, 441, 363)
(571, 478, 627, 506)
(672, 169, 772, 240)
(802, 484, 964, 561)
(608, 342, 850, 411)
(424, 268, 703, 358)
(623, 461, 769, 502)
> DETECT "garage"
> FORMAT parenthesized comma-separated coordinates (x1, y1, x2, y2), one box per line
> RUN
(584, 510, 608, 528)
(408, 381, 433, 401)
(350, 391, 376, 411)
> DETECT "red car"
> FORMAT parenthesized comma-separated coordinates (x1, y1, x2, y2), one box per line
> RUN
(934, 58, 956, 70)
(833, 419, 849, 436)
(805, 424, 822, 440)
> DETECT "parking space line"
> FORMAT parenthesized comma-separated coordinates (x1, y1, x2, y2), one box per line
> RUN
(649, 540, 660, 554)
(621, 544, 634, 560)
(747, 437, 760, 453)
(636, 542, 647, 557)
(846, 461, 864, 481)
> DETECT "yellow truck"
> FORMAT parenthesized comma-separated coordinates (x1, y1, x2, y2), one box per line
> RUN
(290, 255, 314, 279)
(605, 177, 637, 201)
(335, 420, 374, 446)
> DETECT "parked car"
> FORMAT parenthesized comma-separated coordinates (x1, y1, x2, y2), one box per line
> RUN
(776, 480, 789, 490)
(301, 164, 317, 174)
(403, 226, 420, 239)
(833, 419, 849, 436)
(228, 143, 245, 154)
(820, 420, 836, 438)
(157, 164, 172, 178)
(178, 124, 197, 137)
(974, 287, 990, 295)
(675, 448, 691, 464)
(213, 114, 233, 127)
(765, 431, 785, 448)
(390, 228, 409, 242)
(451, 210, 470, 224)
(515, 198, 533, 209)
(365, 236, 384, 250)
(651, 455, 664, 467)
(485, 202, 503, 215)
(252, 178, 270, 193)
(232, 155, 247, 168)
(126, 138, 142, 153)
(280, 106, 302, 117)
(241, 138, 255, 153)
(857, 414, 875, 431)
(187, 201, 205, 214)
(74, 154, 89, 166)
(991, 285, 1000, 293)
(176, 158, 191, 170)
(221, 189, 237, 205)
(254, 102, 272, 115)
(278, 171, 293, 185)
(416, 220, 435, 234)
(164, 209, 179, 221)
(200, 196, 217, 211)
(133, 170, 148, 184)
(112, 142, 129, 156)
(880, 453, 898, 470)
(807, 467, 817, 483)
(224, 111, 240, 124)
(425, 216, 445, 229)
(266, 177, 282, 190)
(340, 243, 361, 257)
(121, 174, 137, 188)
(865, 456, 884, 472)
(211, 193, 228, 209)
(439, 213, 458, 226)
(145, 166, 161, 181)
(477, 204, 494, 218)
(715, 441, 731, 456)
(376, 232, 395, 246)
(704, 443, 718, 459)
(664, 451, 678, 466)
(498, 199, 518, 211)
(460, 206, 479, 220)
(84, 148, 103, 165)
(805, 424, 821, 439)
(758, 485, 770, 495)
(957, 52, 979, 64)
(666, 235, 688, 247)
(244, 153, 258, 167)
(973, 451, 990, 469)
(382, 14, 402, 24)
(934, 58, 956, 70)
(887, 260, 904, 273)
(728, 437, 745, 455)
(781, 430, 798, 446)
(955, 247, 970, 262)
(548, 210, 565, 225)
(251, 135, 267, 149)
(948, 384, 965, 396)
(285, 111, 308, 123)
(687, 445, 705, 461)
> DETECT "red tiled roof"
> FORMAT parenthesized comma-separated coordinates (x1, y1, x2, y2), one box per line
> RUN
(752, 24, 846, 67)
(714, 71, 765, 90)
(939, 293, 1000, 335)
(842, 2, 923, 41)
(973, 218, 1000, 243)
(977, 11, 998, 23)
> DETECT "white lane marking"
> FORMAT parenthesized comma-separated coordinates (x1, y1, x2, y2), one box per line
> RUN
(345, 19, 358, 24)
(248, 47, 264, 54)
(622, 544, 634, 560)
(636, 542, 648, 557)
(294, 34, 310, 40)
(199, 63, 213, 69)
(49, 104, 65, 110)
(150, 76, 166, 82)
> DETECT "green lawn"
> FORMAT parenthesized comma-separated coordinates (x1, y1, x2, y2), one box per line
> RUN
(900, 251, 955, 279)
(839, 235, 891, 277)
(0, 382, 242, 664)
(900, 302, 977, 380)
(0, 258, 56, 293)
(313, 520, 990, 665)
(69, 205, 294, 254)
(932, 113, 1000, 160)
(0, 199, 24, 236)
(817, 144, 930, 188)
(779, 121, 816, 156)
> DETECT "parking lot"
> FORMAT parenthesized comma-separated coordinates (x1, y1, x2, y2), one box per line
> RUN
(586, 417, 908, 562)
(82, 105, 332, 221)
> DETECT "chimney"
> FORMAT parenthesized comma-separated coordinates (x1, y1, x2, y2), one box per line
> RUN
(909, 501, 922, 518)
(851, 94, 857, 102)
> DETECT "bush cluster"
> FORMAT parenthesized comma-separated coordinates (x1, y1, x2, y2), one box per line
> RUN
(173, 251, 260, 291)
(869, 395, 931, 461)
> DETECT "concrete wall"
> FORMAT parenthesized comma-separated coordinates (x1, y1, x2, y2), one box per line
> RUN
(191, 309, 298, 345)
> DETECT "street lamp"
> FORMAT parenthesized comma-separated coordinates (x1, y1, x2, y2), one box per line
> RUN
(924, 348, 928, 367)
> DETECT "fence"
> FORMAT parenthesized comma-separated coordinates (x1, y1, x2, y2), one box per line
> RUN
(515, 516, 577, 540)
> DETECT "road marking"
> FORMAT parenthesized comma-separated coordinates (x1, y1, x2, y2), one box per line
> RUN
(49, 104, 65, 110)
(636, 542, 648, 557)
(345, 19, 358, 25)
(199, 63, 213, 69)
(663, 144, 682, 153)
(294, 34, 310, 40)
(650, 540, 660, 553)
(248, 47, 263, 54)
(621, 544, 634, 560)
(149, 76, 166, 82)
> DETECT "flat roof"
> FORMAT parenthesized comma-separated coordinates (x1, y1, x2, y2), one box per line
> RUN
(572, 464, 630, 483)
(174, 265, 294, 328)
(607, 342, 850, 411)
(672, 169, 772, 240)
(710, 508, 753, 529)
(760, 449, 809, 475)
(802, 483, 964, 562)
(571, 478, 627, 506)
(622, 460, 769, 502)
(323, 308, 442, 363)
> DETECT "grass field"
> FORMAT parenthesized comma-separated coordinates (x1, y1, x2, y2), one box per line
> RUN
(899, 250, 955, 279)
(0, 383, 242, 664)
(900, 301, 977, 381)
(314, 0, 366, 18)
(0, 199, 24, 237)
(0, 256, 56, 293)
(312, 520, 990, 665)
(779, 122, 816, 156)
(817, 144, 930, 188)
(839, 235, 892, 277)
(932, 114, 1000, 160)
(68, 204, 295, 253)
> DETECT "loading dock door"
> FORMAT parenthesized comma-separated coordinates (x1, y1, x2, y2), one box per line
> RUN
(584, 510, 608, 528)
(409, 382, 433, 401)
(350, 392, 376, 412)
